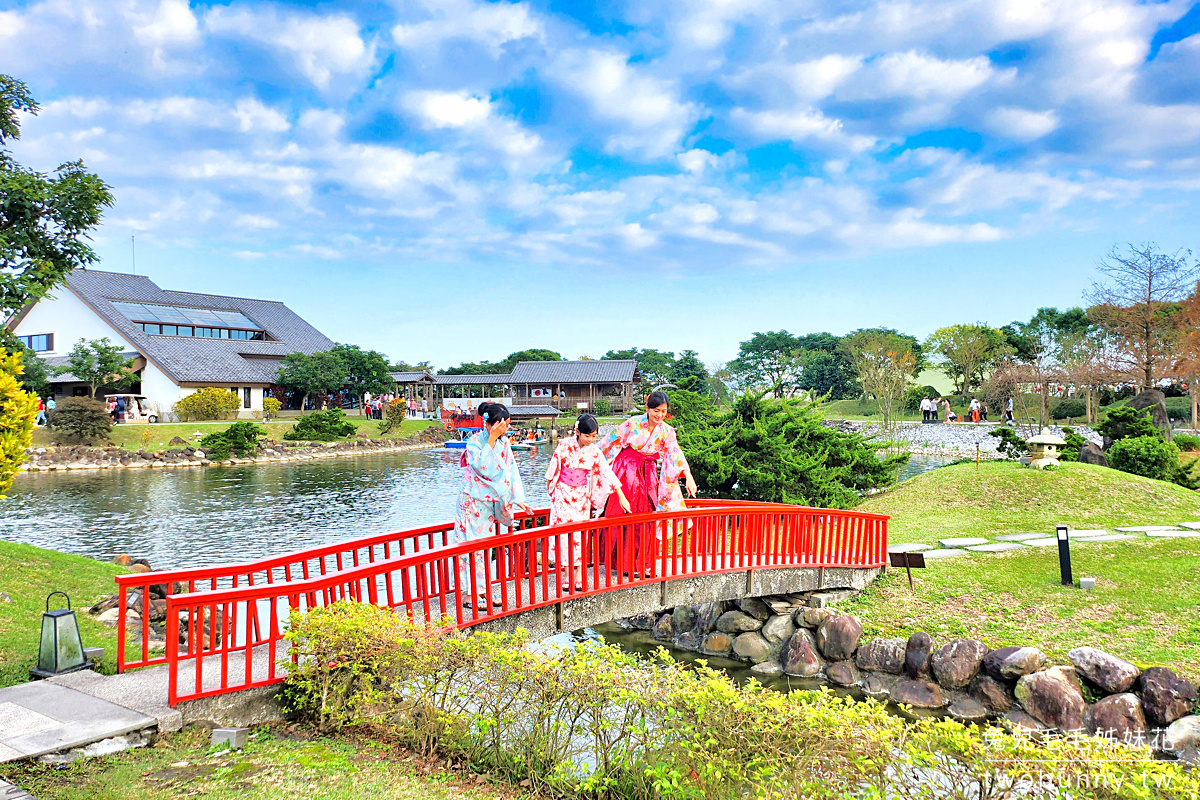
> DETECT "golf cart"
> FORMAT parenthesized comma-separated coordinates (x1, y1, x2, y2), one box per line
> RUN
(105, 394, 158, 424)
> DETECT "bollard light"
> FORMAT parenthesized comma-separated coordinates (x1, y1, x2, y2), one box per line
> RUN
(1056, 524, 1073, 587)
(30, 591, 94, 679)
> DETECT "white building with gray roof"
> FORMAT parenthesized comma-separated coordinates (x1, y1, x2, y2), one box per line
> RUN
(6, 269, 334, 419)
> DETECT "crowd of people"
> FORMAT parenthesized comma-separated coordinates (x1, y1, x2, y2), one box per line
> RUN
(918, 395, 1014, 424)
(362, 392, 431, 420)
(451, 391, 695, 608)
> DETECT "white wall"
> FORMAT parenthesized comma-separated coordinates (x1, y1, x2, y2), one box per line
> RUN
(12, 287, 137, 356)
(174, 384, 267, 420)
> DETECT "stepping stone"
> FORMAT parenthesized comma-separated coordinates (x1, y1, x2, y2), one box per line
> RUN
(993, 533, 1046, 542)
(888, 543, 933, 553)
(1178, 522, 1200, 530)
(1145, 530, 1200, 538)
(1069, 534, 1138, 543)
(921, 548, 971, 559)
(938, 537, 990, 548)
(966, 543, 1027, 552)
(1021, 538, 1061, 547)
(1068, 530, 1109, 537)
(1114, 526, 1184, 532)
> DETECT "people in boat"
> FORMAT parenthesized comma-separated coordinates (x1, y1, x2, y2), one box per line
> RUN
(545, 414, 630, 591)
(453, 402, 531, 610)
(597, 391, 697, 578)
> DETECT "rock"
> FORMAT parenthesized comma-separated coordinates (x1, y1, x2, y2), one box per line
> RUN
(738, 597, 773, 621)
(795, 607, 833, 629)
(781, 629, 823, 677)
(651, 613, 674, 641)
(700, 632, 733, 656)
(826, 661, 860, 686)
(1015, 666, 1085, 732)
(674, 631, 701, 652)
(129, 563, 153, 574)
(856, 637, 906, 674)
(1085, 693, 1146, 743)
(948, 698, 990, 723)
(816, 615, 862, 661)
(168, 436, 187, 446)
(95, 608, 121, 626)
(761, 614, 795, 645)
(0, 591, 11, 604)
(1068, 646, 1140, 694)
(691, 602, 725, 635)
(1164, 715, 1200, 754)
(1003, 709, 1047, 737)
(672, 605, 696, 633)
(627, 612, 656, 631)
(861, 674, 892, 701)
(1138, 667, 1200, 728)
(750, 661, 783, 677)
(891, 679, 946, 709)
(931, 638, 988, 690)
(732, 632, 772, 663)
(904, 632, 934, 680)
(112, 554, 134, 566)
(1129, 389, 1172, 441)
(716, 610, 763, 633)
(1078, 441, 1108, 467)
(969, 674, 1016, 713)
(982, 646, 1046, 680)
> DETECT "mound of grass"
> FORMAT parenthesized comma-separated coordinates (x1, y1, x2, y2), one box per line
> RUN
(861, 460, 1200, 544)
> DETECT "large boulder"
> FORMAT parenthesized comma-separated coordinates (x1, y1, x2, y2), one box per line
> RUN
(983, 646, 1047, 680)
(826, 661, 860, 687)
(931, 638, 988, 690)
(781, 629, 823, 677)
(716, 610, 763, 634)
(691, 602, 726, 636)
(1164, 715, 1200, 754)
(892, 679, 946, 709)
(904, 632, 934, 679)
(794, 607, 833, 629)
(627, 612, 656, 630)
(700, 632, 734, 656)
(816, 615, 862, 661)
(1139, 667, 1200, 728)
(948, 698, 990, 723)
(861, 673, 893, 701)
(1129, 389, 1172, 441)
(1015, 667, 1085, 732)
(1078, 442, 1108, 467)
(652, 613, 674, 641)
(672, 605, 696, 632)
(732, 631, 772, 663)
(738, 597, 773, 621)
(761, 614, 796, 646)
(856, 637, 906, 674)
(969, 674, 1016, 713)
(1085, 693, 1147, 742)
(1068, 646, 1140, 694)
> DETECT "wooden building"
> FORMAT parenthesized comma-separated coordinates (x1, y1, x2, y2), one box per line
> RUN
(509, 360, 639, 413)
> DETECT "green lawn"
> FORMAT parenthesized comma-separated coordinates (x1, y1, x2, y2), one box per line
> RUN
(862, 460, 1200, 543)
(0, 727, 515, 800)
(843, 536, 1200, 681)
(0, 541, 137, 687)
(32, 417, 438, 453)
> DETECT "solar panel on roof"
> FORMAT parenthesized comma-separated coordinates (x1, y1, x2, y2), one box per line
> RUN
(109, 301, 262, 331)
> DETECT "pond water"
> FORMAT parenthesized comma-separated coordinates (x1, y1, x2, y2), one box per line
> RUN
(0, 447, 957, 569)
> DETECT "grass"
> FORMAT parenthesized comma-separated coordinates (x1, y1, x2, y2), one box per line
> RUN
(0, 540, 137, 688)
(31, 417, 439, 452)
(843, 536, 1200, 681)
(861, 460, 1200, 543)
(0, 726, 518, 800)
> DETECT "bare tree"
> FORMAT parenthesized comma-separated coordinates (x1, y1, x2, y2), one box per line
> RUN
(844, 330, 916, 429)
(1172, 281, 1200, 430)
(1087, 243, 1199, 390)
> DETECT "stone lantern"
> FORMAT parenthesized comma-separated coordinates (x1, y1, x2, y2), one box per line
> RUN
(1024, 428, 1066, 469)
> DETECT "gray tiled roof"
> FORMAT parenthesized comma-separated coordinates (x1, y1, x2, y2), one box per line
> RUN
(62, 270, 334, 384)
(508, 405, 563, 417)
(509, 359, 637, 384)
(433, 373, 513, 385)
(390, 371, 435, 383)
(42, 352, 140, 384)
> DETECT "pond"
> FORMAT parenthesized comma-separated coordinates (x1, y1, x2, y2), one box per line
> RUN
(0, 447, 958, 569)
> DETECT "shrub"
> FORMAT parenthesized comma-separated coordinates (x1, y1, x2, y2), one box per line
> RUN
(378, 399, 407, 435)
(1058, 427, 1089, 462)
(284, 408, 355, 441)
(902, 385, 940, 412)
(0, 350, 38, 496)
(989, 426, 1027, 460)
(200, 421, 267, 460)
(173, 387, 241, 421)
(262, 397, 282, 418)
(46, 396, 111, 444)
(1097, 405, 1159, 442)
(593, 396, 613, 416)
(1050, 398, 1086, 420)
(1108, 435, 1180, 482)
(1172, 433, 1200, 451)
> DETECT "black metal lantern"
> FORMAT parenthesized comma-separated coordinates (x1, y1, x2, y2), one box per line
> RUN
(30, 591, 93, 679)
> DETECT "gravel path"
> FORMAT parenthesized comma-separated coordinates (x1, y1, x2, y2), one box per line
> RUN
(831, 421, 1102, 456)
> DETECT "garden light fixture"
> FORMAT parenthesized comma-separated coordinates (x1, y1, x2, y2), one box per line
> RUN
(1056, 525, 1073, 587)
(30, 591, 94, 679)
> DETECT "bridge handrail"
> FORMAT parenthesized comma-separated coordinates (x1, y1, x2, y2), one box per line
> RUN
(153, 501, 888, 705)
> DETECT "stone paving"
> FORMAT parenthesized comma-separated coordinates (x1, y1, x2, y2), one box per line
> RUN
(888, 523, 1200, 559)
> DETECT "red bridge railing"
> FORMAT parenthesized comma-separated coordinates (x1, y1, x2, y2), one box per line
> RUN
(115, 500, 887, 706)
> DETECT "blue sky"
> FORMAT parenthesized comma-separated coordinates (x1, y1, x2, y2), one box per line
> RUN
(3, 0, 1199, 369)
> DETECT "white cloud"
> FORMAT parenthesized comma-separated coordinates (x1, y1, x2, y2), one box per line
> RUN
(985, 107, 1060, 141)
(392, 0, 543, 55)
(234, 214, 279, 230)
(407, 91, 494, 129)
(731, 107, 875, 152)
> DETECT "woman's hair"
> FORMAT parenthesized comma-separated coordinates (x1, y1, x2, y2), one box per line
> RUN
(478, 402, 511, 426)
(576, 413, 599, 435)
(646, 391, 669, 410)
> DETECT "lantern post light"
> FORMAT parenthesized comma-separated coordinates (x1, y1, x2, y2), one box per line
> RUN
(1056, 524, 1073, 587)
(30, 591, 94, 679)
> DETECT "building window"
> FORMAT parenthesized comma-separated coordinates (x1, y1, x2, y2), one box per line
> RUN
(18, 333, 53, 352)
(139, 322, 263, 340)
(243, 388, 251, 409)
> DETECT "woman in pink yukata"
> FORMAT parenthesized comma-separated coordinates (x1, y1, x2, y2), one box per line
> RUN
(598, 391, 697, 578)
(454, 402, 532, 609)
(545, 414, 630, 591)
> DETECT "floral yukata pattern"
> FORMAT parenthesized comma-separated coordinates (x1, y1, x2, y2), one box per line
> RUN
(598, 415, 690, 511)
(545, 435, 623, 567)
(453, 430, 526, 598)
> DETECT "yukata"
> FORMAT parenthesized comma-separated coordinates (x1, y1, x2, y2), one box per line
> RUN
(597, 415, 691, 577)
(453, 430, 527, 602)
(544, 436, 622, 568)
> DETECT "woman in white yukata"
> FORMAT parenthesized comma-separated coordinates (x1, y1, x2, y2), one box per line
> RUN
(545, 414, 630, 591)
(454, 402, 531, 609)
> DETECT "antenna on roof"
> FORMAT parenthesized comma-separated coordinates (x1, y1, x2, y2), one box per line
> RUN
(131, 235, 136, 275)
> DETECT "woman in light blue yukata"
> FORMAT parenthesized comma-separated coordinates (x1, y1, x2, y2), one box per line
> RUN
(453, 402, 531, 609)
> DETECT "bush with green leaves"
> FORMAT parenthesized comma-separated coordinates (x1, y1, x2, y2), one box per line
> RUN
(262, 397, 282, 418)
(1057, 427, 1090, 462)
(378, 399, 407, 435)
(593, 396, 613, 416)
(284, 408, 356, 441)
(173, 386, 241, 421)
(200, 421, 267, 460)
(1172, 433, 1200, 451)
(46, 396, 111, 444)
(0, 350, 38, 496)
(1097, 405, 1159, 441)
(901, 384, 941, 412)
(1107, 435, 1180, 482)
(1050, 398, 1086, 420)
(988, 426, 1027, 460)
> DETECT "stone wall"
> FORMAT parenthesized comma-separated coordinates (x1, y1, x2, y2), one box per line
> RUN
(620, 594, 1200, 764)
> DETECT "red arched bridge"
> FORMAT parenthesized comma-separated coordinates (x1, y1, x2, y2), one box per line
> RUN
(114, 500, 888, 707)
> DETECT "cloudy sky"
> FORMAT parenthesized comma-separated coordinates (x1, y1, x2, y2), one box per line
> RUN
(3, 0, 1199, 368)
